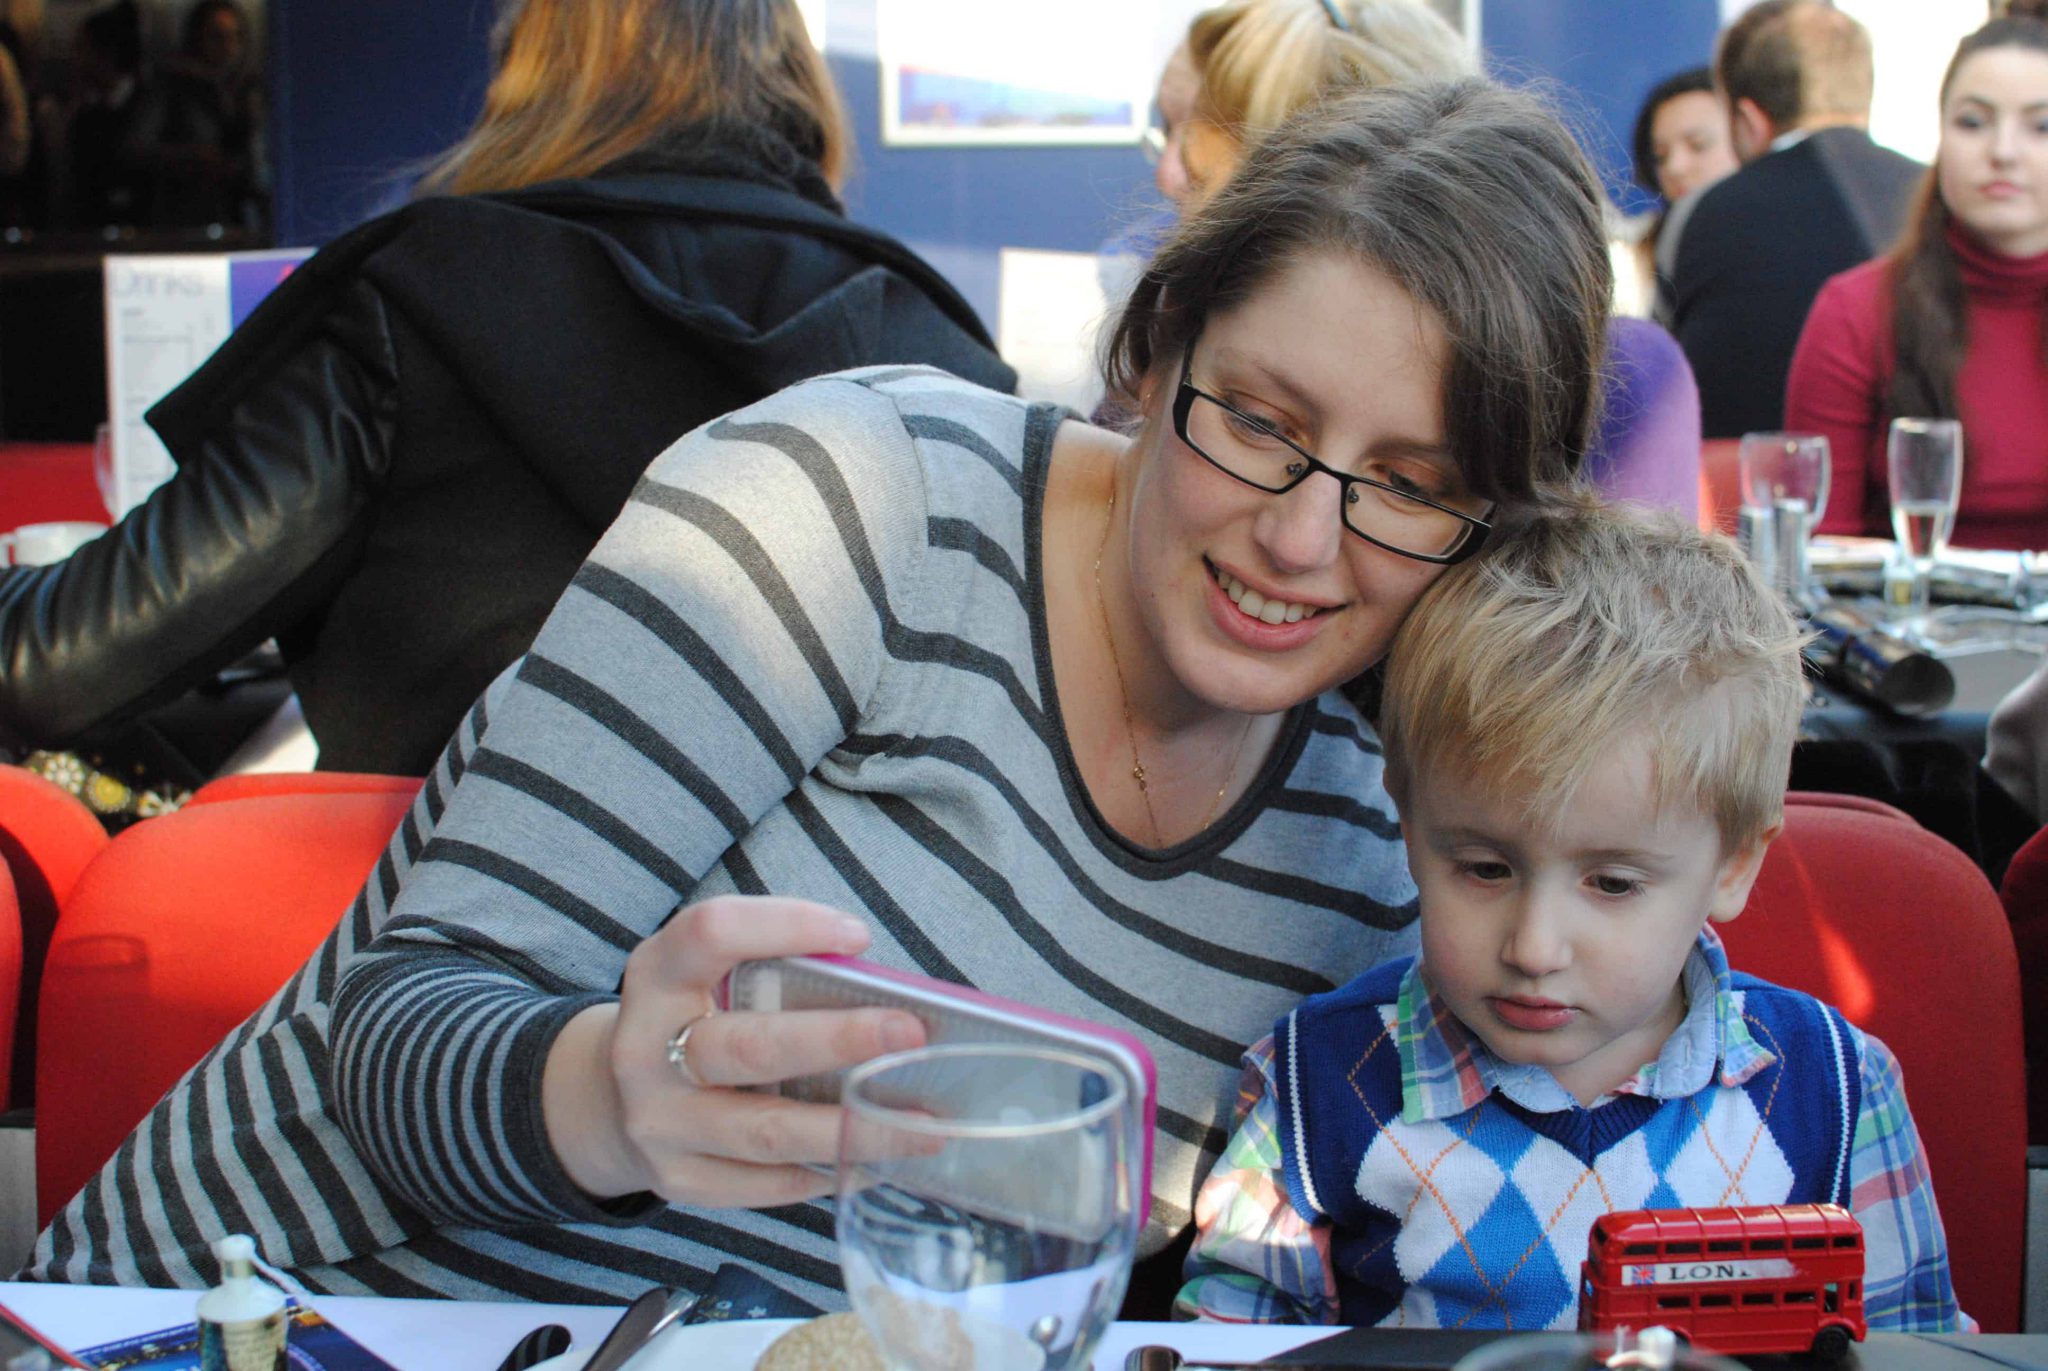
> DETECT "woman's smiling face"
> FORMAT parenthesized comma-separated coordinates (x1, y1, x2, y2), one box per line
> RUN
(1122, 250, 1462, 717)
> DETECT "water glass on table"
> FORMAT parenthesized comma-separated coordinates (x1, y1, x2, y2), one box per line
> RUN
(836, 1044, 1138, 1371)
(1885, 416, 1964, 624)
(1735, 433, 1830, 603)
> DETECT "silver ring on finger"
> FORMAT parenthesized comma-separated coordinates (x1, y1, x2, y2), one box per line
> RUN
(665, 1009, 717, 1088)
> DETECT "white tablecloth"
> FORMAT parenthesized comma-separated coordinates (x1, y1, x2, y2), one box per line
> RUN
(0, 1281, 1326, 1370)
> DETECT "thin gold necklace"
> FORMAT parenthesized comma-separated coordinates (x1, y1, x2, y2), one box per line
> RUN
(1092, 480, 1255, 847)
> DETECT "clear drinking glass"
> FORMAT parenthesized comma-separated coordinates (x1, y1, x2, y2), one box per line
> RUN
(837, 1045, 1138, 1371)
(1886, 417, 1964, 623)
(1736, 432, 1831, 603)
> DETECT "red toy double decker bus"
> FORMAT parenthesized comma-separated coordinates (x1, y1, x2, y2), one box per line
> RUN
(1579, 1204, 1866, 1362)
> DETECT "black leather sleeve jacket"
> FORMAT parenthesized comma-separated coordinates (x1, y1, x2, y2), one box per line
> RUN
(0, 281, 398, 752)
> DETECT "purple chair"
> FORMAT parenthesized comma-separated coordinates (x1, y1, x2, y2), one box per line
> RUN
(1585, 317, 1701, 521)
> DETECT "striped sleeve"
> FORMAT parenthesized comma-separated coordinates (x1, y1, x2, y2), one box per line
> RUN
(1176, 1038, 1339, 1325)
(327, 375, 932, 1225)
(1845, 1029, 1974, 1333)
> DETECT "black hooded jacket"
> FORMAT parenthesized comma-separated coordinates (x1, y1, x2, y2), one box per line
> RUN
(0, 133, 1016, 774)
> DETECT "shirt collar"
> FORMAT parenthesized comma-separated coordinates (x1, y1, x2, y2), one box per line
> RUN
(1395, 926, 1775, 1123)
(1768, 127, 1813, 154)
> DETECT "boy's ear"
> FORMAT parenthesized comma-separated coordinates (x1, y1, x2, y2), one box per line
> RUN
(1705, 819, 1782, 926)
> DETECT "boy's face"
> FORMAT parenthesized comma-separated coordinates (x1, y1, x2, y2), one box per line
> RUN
(1404, 743, 1772, 1107)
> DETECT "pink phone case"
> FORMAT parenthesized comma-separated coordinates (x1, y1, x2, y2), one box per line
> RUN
(720, 953, 1159, 1224)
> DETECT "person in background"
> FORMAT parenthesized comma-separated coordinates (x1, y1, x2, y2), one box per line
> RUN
(1791, 7, 2048, 552)
(0, 0, 1012, 783)
(29, 80, 1612, 1311)
(1629, 66, 1739, 326)
(56, 0, 149, 227)
(1168, 0, 1474, 207)
(1671, 0, 1922, 439)
(143, 0, 266, 231)
(0, 21, 28, 199)
(1177, 501, 1969, 1332)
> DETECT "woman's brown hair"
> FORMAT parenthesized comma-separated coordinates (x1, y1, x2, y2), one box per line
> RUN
(1104, 79, 1610, 513)
(416, 0, 849, 198)
(1886, 11, 2048, 422)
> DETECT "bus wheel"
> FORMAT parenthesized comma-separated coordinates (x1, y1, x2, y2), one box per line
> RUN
(1811, 1325, 1852, 1362)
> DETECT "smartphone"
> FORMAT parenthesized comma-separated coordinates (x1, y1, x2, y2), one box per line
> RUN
(719, 954, 1158, 1220)
(0, 1301, 89, 1369)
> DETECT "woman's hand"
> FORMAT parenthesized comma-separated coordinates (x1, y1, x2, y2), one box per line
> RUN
(541, 896, 926, 1208)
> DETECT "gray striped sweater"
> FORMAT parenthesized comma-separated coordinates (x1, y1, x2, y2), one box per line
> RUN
(27, 368, 1419, 1304)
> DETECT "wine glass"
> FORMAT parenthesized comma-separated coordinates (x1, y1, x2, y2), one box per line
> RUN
(1736, 432, 1830, 602)
(837, 1044, 1138, 1371)
(1886, 417, 1964, 625)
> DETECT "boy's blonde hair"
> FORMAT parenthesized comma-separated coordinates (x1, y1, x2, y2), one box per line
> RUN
(1378, 500, 1807, 851)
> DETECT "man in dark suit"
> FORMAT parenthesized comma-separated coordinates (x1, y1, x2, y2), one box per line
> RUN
(1671, 0, 1923, 439)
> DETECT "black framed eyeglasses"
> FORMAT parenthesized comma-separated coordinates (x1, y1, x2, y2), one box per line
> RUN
(1172, 337, 1492, 565)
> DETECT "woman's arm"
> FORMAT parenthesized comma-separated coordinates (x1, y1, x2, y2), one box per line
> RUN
(329, 374, 938, 1227)
(1785, 270, 1887, 539)
(0, 281, 397, 750)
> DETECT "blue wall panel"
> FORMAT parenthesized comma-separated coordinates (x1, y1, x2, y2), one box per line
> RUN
(270, 0, 493, 244)
(1482, 0, 1723, 216)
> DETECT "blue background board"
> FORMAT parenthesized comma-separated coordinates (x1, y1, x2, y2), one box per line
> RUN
(1481, 0, 1724, 217)
(264, 0, 1726, 328)
(268, 0, 496, 245)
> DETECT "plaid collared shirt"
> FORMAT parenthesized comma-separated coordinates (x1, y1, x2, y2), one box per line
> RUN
(1176, 929, 1972, 1331)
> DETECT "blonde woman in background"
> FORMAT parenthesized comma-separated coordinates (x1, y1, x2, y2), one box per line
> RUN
(1157, 0, 1474, 208)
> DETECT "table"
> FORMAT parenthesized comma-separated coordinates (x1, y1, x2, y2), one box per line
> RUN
(0, 442, 102, 527)
(3, 1282, 2045, 1371)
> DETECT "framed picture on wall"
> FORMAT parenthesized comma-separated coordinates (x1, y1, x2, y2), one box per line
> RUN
(877, 0, 1178, 145)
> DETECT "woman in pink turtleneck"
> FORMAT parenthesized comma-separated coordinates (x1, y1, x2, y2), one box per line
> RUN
(1788, 8, 2048, 552)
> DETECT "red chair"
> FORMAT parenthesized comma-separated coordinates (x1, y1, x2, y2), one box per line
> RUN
(0, 859, 19, 1105)
(34, 777, 418, 1225)
(1698, 437, 1742, 534)
(0, 767, 108, 1109)
(1719, 793, 2024, 1331)
(1997, 823, 2048, 1148)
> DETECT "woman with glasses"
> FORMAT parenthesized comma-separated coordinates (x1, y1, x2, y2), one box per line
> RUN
(34, 81, 1609, 1312)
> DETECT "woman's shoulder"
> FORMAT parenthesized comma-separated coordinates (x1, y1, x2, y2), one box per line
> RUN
(644, 367, 1036, 492)
(1811, 255, 1893, 321)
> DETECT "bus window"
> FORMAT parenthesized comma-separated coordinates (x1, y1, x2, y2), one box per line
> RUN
(1792, 1237, 1825, 1250)
(1752, 1238, 1785, 1251)
(1699, 1294, 1733, 1308)
(1707, 1240, 1741, 1253)
(1832, 1235, 1858, 1248)
(1741, 1292, 1775, 1307)
(1825, 1283, 1839, 1313)
(1667, 1242, 1701, 1255)
(1623, 1243, 1655, 1256)
(1657, 1296, 1691, 1311)
(1787, 1291, 1817, 1305)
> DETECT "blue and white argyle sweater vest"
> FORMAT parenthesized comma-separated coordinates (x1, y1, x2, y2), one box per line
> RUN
(1272, 958, 1861, 1330)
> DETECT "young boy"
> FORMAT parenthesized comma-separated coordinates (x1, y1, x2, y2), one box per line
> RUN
(1176, 503, 1970, 1332)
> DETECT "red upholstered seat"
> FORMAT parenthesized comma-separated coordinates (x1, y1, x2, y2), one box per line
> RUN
(34, 777, 418, 1226)
(1997, 823, 2048, 1148)
(0, 859, 19, 1105)
(184, 771, 426, 808)
(0, 767, 108, 1109)
(1719, 793, 2023, 1331)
